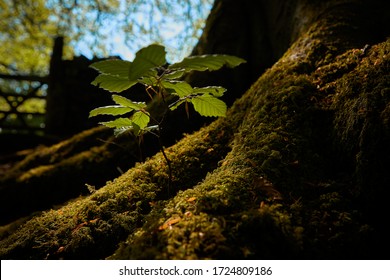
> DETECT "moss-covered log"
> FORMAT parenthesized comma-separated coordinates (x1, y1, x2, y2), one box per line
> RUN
(0, 0, 389, 259)
(0, 126, 145, 224)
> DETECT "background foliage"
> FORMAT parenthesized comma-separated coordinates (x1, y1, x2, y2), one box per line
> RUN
(0, 0, 212, 133)
(0, 0, 212, 76)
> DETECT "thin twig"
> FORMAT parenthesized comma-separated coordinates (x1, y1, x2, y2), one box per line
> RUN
(157, 127, 172, 196)
(148, 105, 172, 195)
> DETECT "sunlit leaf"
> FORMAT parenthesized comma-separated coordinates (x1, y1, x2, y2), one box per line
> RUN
(128, 44, 167, 81)
(163, 69, 186, 80)
(137, 69, 159, 86)
(190, 94, 227, 117)
(169, 99, 187, 111)
(91, 74, 136, 92)
(89, 106, 133, 117)
(99, 117, 133, 128)
(131, 122, 141, 136)
(192, 86, 226, 97)
(161, 80, 193, 97)
(131, 111, 150, 130)
(169, 54, 246, 73)
(144, 125, 159, 132)
(112, 94, 146, 110)
(89, 60, 131, 78)
(88, 44, 245, 140)
(114, 127, 133, 136)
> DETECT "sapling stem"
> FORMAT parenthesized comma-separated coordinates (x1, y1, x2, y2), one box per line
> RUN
(149, 106, 173, 195)
(157, 126, 172, 195)
(89, 44, 245, 196)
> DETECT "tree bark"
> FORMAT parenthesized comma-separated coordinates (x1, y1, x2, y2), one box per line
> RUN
(0, 0, 389, 259)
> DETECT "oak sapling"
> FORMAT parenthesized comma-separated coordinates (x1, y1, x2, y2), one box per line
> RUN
(89, 44, 245, 190)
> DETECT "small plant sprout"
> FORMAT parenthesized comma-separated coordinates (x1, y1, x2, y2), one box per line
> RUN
(89, 44, 245, 190)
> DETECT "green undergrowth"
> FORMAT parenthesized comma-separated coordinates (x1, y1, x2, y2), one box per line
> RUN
(1, 20, 389, 259)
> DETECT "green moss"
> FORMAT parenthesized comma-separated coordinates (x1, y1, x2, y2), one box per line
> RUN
(109, 32, 390, 260)
(109, 28, 340, 259)
(2, 126, 110, 180)
(0, 117, 237, 259)
(0, 125, 143, 224)
(329, 40, 390, 235)
(110, 173, 299, 259)
(1, 13, 389, 259)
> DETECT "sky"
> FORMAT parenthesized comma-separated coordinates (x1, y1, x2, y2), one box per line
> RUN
(73, 1, 213, 63)
(0, 0, 213, 133)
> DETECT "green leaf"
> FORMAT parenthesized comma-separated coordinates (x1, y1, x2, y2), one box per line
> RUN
(91, 74, 137, 93)
(131, 111, 150, 130)
(161, 80, 193, 97)
(131, 123, 141, 136)
(163, 69, 186, 80)
(192, 86, 226, 97)
(99, 117, 133, 128)
(144, 125, 159, 132)
(169, 99, 187, 111)
(112, 94, 147, 110)
(114, 127, 133, 136)
(190, 94, 227, 117)
(89, 106, 133, 117)
(169, 54, 246, 73)
(137, 69, 159, 86)
(90, 59, 131, 78)
(128, 44, 167, 81)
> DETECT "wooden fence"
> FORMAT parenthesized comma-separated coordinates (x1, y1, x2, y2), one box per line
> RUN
(0, 74, 48, 133)
(0, 37, 114, 137)
(0, 37, 63, 134)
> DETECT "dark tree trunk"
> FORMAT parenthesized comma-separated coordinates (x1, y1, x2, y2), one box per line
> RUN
(0, 0, 389, 259)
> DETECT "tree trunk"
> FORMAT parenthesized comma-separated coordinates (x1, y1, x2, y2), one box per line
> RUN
(0, 0, 389, 259)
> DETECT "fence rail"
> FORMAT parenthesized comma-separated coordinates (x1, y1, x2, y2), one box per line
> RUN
(0, 38, 60, 134)
(0, 76, 48, 133)
(1, 36, 106, 136)
(0, 74, 48, 83)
